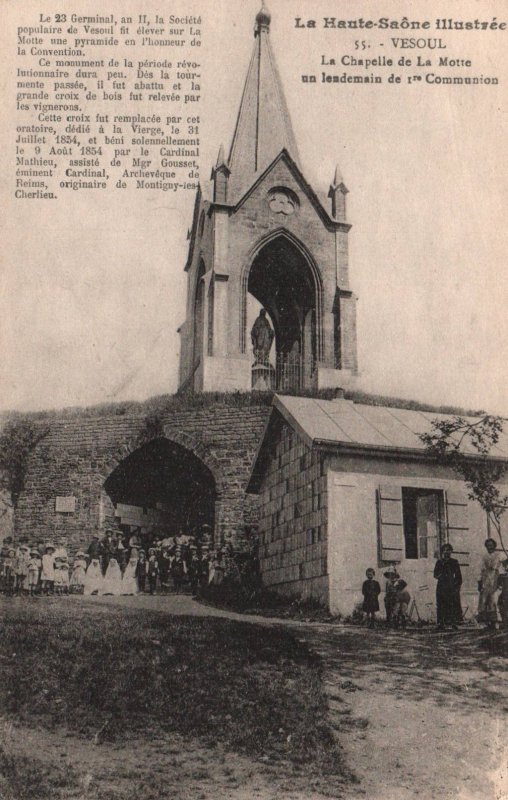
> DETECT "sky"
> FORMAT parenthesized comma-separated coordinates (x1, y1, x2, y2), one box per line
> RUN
(1, 0, 507, 413)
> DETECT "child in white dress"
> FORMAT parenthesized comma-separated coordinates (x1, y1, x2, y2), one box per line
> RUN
(102, 556, 122, 595)
(53, 558, 64, 595)
(84, 557, 103, 595)
(41, 544, 55, 595)
(70, 551, 87, 593)
(15, 545, 30, 594)
(60, 558, 70, 594)
(121, 555, 138, 595)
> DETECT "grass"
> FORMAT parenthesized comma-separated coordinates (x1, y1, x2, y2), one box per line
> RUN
(200, 583, 340, 622)
(1, 387, 485, 423)
(0, 599, 347, 796)
(0, 746, 82, 800)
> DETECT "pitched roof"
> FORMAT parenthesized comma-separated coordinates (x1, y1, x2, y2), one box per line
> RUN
(247, 394, 508, 491)
(227, 8, 301, 202)
(233, 150, 348, 230)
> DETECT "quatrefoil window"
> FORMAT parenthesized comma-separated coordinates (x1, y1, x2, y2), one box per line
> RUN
(267, 188, 299, 216)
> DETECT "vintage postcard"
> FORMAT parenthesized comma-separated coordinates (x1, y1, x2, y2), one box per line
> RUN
(0, 1, 507, 799)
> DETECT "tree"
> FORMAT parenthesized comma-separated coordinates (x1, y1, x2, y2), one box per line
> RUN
(0, 418, 50, 509)
(419, 414, 508, 554)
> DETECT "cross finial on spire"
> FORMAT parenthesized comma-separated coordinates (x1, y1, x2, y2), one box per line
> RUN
(255, 4, 271, 36)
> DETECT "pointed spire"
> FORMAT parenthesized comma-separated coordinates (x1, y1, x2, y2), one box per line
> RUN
(211, 143, 230, 203)
(328, 163, 349, 221)
(216, 143, 227, 169)
(227, 6, 300, 201)
(332, 164, 344, 187)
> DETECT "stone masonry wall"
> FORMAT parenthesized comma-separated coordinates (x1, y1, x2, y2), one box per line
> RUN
(14, 405, 270, 556)
(257, 421, 328, 604)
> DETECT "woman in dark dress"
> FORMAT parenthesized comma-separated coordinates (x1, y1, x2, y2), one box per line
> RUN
(434, 543, 462, 630)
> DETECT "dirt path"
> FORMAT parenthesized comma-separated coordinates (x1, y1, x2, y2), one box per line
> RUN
(299, 625, 508, 800)
(19, 594, 508, 799)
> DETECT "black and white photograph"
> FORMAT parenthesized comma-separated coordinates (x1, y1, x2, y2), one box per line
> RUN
(1, 1, 507, 798)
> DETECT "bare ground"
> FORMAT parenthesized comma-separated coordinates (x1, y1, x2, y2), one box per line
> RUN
(2, 593, 507, 800)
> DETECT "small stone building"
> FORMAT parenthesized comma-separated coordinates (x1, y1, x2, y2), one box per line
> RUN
(247, 395, 508, 619)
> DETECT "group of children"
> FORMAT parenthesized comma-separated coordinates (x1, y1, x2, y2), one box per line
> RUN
(0, 531, 252, 598)
(80, 546, 211, 597)
(0, 539, 72, 596)
(361, 567, 411, 629)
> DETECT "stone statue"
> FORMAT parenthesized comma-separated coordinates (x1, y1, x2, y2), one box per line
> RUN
(251, 309, 274, 363)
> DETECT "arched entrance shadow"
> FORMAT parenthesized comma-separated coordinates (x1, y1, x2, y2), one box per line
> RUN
(240, 229, 324, 391)
(100, 430, 225, 543)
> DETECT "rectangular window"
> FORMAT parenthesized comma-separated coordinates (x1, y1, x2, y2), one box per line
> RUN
(402, 488, 444, 560)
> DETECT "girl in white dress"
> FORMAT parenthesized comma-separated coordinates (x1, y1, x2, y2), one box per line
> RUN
(41, 544, 55, 595)
(15, 545, 30, 594)
(121, 555, 138, 595)
(84, 557, 103, 596)
(70, 552, 87, 593)
(53, 558, 64, 595)
(102, 556, 122, 595)
(60, 558, 70, 594)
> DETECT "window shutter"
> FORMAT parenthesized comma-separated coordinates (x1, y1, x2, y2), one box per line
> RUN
(445, 489, 470, 568)
(378, 485, 404, 563)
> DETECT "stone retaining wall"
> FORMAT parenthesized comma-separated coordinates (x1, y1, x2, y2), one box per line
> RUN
(14, 405, 270, 554)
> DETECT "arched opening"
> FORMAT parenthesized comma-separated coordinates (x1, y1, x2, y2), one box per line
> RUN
(103, 438, 216, 546)
(243, 233, 322, 391)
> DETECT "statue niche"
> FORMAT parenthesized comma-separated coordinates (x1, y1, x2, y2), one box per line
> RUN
(245, 233, 322, 392)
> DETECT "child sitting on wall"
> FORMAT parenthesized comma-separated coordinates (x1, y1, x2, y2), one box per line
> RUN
(362, 568, 381, 628)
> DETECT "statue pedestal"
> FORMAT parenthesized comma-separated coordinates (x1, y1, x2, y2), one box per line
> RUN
(251, 361, 275, 391)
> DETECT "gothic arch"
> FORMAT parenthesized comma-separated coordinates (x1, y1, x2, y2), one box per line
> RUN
(100, 428, 227, 542)
(240, 228, 324, 359)
(101, 427, 225, 498)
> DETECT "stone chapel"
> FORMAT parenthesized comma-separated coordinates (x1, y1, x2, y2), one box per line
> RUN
(177, 5, 358, 395)
(10, 6, 508, 620)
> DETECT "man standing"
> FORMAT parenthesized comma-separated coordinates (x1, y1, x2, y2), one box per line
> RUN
(478, 538, 503, 630)
(87, 533, 104, 565)
(101, 529, 114, 575)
